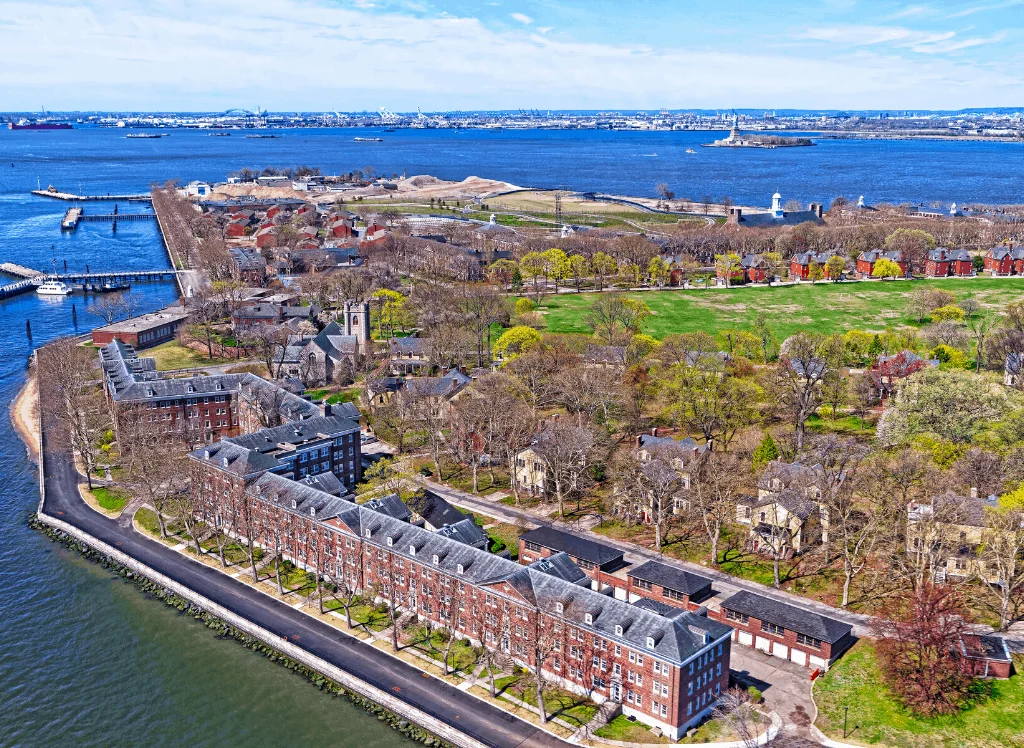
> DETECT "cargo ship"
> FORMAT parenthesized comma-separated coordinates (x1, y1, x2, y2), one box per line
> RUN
(9, 121, 73, 130)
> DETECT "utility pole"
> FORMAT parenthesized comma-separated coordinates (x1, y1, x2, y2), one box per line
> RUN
(554, 191, 562, 225)
(843, 705, 849, 738)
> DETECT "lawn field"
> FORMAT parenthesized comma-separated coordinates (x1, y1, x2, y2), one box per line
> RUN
(814, 640, 1024, 748)
(532, 278, 1024, 340)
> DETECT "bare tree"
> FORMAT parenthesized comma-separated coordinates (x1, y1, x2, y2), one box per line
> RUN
(982, 506, 1024, 630)
(532, 420, 594, 517)
(87, 295, 124, 325)
(685, 451, 745, 566)
(772, 333, 828, 450)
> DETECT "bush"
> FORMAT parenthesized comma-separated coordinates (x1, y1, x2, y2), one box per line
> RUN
(514, 297, 536, 315)
(748, 686, 762, 704)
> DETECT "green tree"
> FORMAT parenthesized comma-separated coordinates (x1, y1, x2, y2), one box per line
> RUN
(884, 228, 936, 276)
(514, 297, 536, 316)
(868, 334, 884, 357)
(542, 248, 570, 292)
(520, 251, 546, 299)
(568, 254, 590, 292)
(510, 267, 523, 293)
(808, 259, 824, 283)
(489, 258, 518, 290)
(825, 255, 846, 282)
(492, 325, 542, 360)
(872, 257, 903, 279)
(931, 305, 966, 323)
(647, 256, 669, 287)
(752, 433, 780, 469)
(752, 312, 779, 362)
(591, 252, 617, 291)
(715, 253, 743, 288)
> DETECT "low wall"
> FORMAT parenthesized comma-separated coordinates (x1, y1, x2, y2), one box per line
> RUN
(34, 510, 485, 748)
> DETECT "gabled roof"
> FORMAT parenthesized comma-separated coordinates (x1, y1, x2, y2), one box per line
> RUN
(584, 344, 626, 365)
(225, 414, 359, 454)
(528, 552, 590, 585)
(435, 517, 488, 548)
(520, 526, 625, 567)
(721, 590, 852, 644)
(252, 472, 353, 521)
(638, 434, 708, 457)
(189, 441, 281, 478)
(310, 320, 359, 360)
(406, 489, 471, 531)
(299, 471, 345, 496)
(962, 634, 1011, 662)
(364, 493, 413, 522)
(628, 561, 713, 598)
(403, 369, 471, 398)
(391, 337, 429, 355)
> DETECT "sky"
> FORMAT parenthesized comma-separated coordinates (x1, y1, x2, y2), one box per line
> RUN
(0, 0, 1022, 111)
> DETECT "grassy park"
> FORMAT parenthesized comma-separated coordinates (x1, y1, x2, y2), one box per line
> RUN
(814, 640, 1024, 748)
(531, 277, 1024, 341)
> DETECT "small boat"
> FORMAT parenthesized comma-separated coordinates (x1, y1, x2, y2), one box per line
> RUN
(354, 137, 383, 142)
(126, 133, 163, 139)
(36, 279, 72, 296)
(245, 134, 279, 139)
(686, 148, 696, 154)
(87, 281, 130, 293)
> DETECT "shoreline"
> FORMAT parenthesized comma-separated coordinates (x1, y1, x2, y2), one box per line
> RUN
(11, 375, 40, 463)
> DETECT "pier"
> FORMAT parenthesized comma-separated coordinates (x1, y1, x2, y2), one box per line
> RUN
(32, 189, 152, 202)
(60, 205, 156, 230)
(0, 265, 181, 301)
(61, 208, 83, 230)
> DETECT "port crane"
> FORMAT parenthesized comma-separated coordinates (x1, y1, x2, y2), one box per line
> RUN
(378, 108, 400, 124)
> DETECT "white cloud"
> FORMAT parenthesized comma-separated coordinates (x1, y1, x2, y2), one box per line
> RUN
(0, 0, 1019, 110)
(510, 12, 533, 24)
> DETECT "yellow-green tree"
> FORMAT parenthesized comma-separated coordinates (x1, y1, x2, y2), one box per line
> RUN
(591, 252, 617, 291)
(824, 255, 846, 282)
(493, 325, 542, 360)
(520, 251, 546, 299)
(568, 254, 590, 292)
(715, 253, 742, 288)
(872, 257, 903, 279)
(647, 256, 669, 287)
(372, 289, 409, 339)
(542, 248, 570, 292)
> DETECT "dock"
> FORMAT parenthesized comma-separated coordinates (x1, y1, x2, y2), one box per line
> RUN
(32, 189, 152, 202)
(61, 207, 83, 230)
(79, 213, 156, 222)
(0, 264, 180, 301)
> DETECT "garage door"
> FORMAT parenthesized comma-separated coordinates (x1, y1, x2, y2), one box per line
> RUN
(739, 631, 753, 646)
(809, 655, 827, 670)
(791, 649, 807, 666)
(772, 642, 788, 660)
(755, 636, 771, 652)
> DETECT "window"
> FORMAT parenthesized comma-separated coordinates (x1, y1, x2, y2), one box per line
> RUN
(725, 609, 750, 624)
(795, 633, 822, 648)
(663, 587, 684, 602)
(761, 621, 785, 636)
(524, 540, 541, 552)
(632, 577, 652, 591)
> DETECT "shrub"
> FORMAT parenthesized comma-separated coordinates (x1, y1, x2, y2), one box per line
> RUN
(748, 686, 762, 704)
(931, 305, 966, 323)
(514, 297, 536, 315)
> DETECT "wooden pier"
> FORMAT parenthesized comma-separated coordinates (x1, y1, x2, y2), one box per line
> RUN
(61, 207, 83, 230)
(0, 262, 44, 279)
(32, 189, 152, 202)
(0, 264, 179, 301)
(79, 213, 156, 222)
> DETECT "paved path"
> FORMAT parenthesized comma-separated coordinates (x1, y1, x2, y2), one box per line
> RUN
(40, 438, 568, 748)
(730, 647, 816, 741)
(422, 479, 874, 637)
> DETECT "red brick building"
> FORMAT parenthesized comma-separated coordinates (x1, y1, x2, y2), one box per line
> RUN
(790, 251, 836, 280)
(623, 561, 713, 610)
(984, 246, 1024, 276)
(518, 526, 627, 589)
(91, 308, 190, 349)
(856, 250, 908, 278)
(925, 248, 974, 277)
(712, 591, 854, 671)
(187, 466, 735, 740)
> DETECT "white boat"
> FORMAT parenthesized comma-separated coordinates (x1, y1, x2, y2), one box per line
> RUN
(686, 148, 696, 154)
(36, 279, 72, 296)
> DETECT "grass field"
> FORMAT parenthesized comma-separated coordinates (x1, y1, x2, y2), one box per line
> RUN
(532, 278, 1024, 341)
(146, 340, 234, 370)
(814, 640, 1024, 748)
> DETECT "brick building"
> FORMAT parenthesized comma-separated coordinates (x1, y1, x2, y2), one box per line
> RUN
(961, 634, 1013, 679)
(91, 308, 190, 349)
(713, 591, 854, 671)
(925, 248, 973, 277)
(983, 245, 1024, 276)
(519, 527, 627, 589)
(100, 340, 321, 445)
(186, 468, 734, 739)
(624, 561, 714, 609)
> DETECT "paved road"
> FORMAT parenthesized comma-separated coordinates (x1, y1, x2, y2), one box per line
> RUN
(40, 438, 568, 748)
(423, 480, 873, 637)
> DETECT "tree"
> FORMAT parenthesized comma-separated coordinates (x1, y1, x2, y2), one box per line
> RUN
(87, 294, 124, 325)
(824, 255, 846, 282)
(568, 254, 590, 293)
(584, 294, 651, 345)
(686, 451, 745, 565)
(715, 253, 742, 288)
(489, 258, 518, 290)
(872, 584, 976, 716)
(532, 420, 594, 517)
(751, 433, 779, 469)
(872, 257, 903, 279)
(881, 368, 1006, 445)
(542, 248, 570, 293)
(656, 182, 674, 202)
(968, 312, 995, 373)
(772, 333, 828, 450)
(621, 449, 684, 550)
(520, 252, 546, 299)
(647, 255, 668, 287)
(590, 252, 617, 291)
(931, 305, 966, 324)
(885, 228, 936, 276)
(493, 325, 542, 361)
(751, 312, 779, 362)
(667, 362, 761, 450)
(807, 259, 824, 283)
(982, 503, 1024, 630)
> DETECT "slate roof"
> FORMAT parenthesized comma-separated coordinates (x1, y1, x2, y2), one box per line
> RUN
(403, 369, 471, 398)
(227, 247, 267, 272)
(628, 561, 713, 598)
(406, 489, 471, 530)
(928, 248, 972, 262)
(929, 491, 999, 527)
(584, 344, 626, 366)
(720, 590, 852, 644)
(190, 441, 281, 478)
(528, 552, 590, 585)
(638, 434, 708, 458)
(310, 320, 359, 360)
(631, 597, 688, 619)
(734, 211, 824, 228)
(363, 493, 413, 522)
(252, 472, 355, 521)
(225, 414, 359, 454)
(520, 526, 625, 567)
(391, 337, 429, 355)
(791, 251, 835, 266)
(858, 249, 903, 264)
(435, 517, 488, 549)
(327, 401, 361, 421)
(326, 500, 732, 665)
(299, 471, 345, 496)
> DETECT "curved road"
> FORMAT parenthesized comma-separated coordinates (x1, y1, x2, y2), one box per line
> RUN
(39, 437, 568, 748)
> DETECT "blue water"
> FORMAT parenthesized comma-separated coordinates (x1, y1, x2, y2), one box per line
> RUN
(0, 125, 1022, 746)
(6, 126, 1024, 207)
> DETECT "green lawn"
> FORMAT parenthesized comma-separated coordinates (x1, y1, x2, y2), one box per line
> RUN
(91, 486, 129, 513)
(146, 340, 234, 370)
(814, 640, 1024, 748)
(494, 671, 598, 727)
(532, 278, 1024, 341)
(594, 714, 669, 743)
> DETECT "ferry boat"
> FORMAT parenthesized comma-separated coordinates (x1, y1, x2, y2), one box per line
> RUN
(354, 137, 383, 142)
(36, 279, 72, 296)
(9, 121, 73, 130)
(126, 133, 163, 139)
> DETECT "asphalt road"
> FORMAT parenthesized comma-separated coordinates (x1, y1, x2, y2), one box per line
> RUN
(40, 437, 568, 748)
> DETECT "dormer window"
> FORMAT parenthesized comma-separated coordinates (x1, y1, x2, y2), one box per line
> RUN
(646, 636, 656, 649)
(364, 529, 371, 538)
(456, 564, 464, 574)
(409, 545, 416, 556)
(555, 602, 564, 614)
(291, 500, 297, 509)
(615, 625, 623, 636)
(432, 554, 440, 565)
(584, 613, 593, 625)
(187, 384, 194, 393)
(386, 537, 393, 547)
(309, 507, 316, 517)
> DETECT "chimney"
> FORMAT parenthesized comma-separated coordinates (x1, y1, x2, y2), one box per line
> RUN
(651, 427, 658, 437)
(970, 487, 978, 499)
(814, 204, 823, 218)
(323, 402, 332, 417)
(635, 434, 642, 448)
(727, 207, 742, 224)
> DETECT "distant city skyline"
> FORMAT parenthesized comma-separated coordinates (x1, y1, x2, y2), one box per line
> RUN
(1, 0, 1022, 111)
